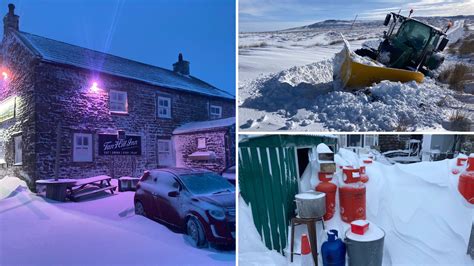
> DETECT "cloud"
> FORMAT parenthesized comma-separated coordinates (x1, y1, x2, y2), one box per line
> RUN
(361, 0, 474, 19)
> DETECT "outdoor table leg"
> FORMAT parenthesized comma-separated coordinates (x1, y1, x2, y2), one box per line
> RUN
(307, 221, 318, 266)
(290, 220, 296, 262)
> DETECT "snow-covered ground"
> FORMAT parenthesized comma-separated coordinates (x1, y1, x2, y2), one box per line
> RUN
(239, 17, 474, 131)
(239, 149, 473, 265)
(0, 177, 235, 266)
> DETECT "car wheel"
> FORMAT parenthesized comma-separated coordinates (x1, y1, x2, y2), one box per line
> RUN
(134, 201, 146, 217)
(187, 217, 206, 248)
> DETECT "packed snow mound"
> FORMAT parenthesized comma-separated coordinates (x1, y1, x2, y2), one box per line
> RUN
(239, 197, 286, 265)
(0, 176, 29, 200)
(240, 149, 473, 265)
(241, 57, 465, 131)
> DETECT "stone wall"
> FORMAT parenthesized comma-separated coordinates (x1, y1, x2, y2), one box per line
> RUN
(174, 128, 233, 173)
(32, 62, 234, 181)
(0, 31, 235, 190)
(0, 32, 38, 188)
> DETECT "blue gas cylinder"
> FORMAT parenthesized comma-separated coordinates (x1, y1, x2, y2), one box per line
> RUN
(321, 229, 346, 266)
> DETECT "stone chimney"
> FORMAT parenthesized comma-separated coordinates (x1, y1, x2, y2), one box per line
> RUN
(172, 53, 190, 75)
(3, 4, 19, 35)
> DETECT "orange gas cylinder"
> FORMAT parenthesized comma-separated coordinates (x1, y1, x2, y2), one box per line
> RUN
(360, 166, 369, 183)
(316, 173, 337, 220)
(339, 184, 366, 223)
(342, 167, 361, 183)
(459, 156, 474, 204)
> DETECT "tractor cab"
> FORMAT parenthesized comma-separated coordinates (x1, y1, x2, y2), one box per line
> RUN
(377, 12, 449, 73)
(354, 11, 449, 76)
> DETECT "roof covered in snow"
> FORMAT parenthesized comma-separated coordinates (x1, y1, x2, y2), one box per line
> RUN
(15, 31, 234, 100)
(173, 117, 235, 134)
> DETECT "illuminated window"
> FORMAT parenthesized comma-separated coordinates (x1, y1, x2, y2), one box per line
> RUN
(109, 90, 128, 113)
(14, 135, 22, 165)
(210, 105, 222, 119)
(157, 96, 171, 118)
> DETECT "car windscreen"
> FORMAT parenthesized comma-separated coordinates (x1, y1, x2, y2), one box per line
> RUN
(180, 173, 235, 195)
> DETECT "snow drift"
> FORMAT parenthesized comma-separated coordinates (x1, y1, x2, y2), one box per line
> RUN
(239, 149, 473, 265)
(240, 57, 462, 131)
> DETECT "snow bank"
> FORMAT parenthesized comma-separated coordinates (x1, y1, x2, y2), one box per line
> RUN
(0, 176, 28, 200)
(238, 197, 286, 265)
(241, 149, 472, 265)
(241, 56, 459, 131)
(447, 20, 465, 44)
(0, 183, 235, 265)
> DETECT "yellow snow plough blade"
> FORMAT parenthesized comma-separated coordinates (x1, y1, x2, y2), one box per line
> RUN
(335, 37, 424, 89)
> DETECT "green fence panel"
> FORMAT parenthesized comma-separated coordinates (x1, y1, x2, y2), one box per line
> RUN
(239, 145, 300, 254)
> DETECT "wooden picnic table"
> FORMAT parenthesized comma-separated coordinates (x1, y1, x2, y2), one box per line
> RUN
(67, 175, 117, 201)
(37, 175, 117, 202)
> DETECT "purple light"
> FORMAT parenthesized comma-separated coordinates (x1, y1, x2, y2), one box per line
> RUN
(90, 81, 99, 93)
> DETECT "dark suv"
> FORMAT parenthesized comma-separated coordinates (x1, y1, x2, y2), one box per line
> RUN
(134, 168, 235, 247)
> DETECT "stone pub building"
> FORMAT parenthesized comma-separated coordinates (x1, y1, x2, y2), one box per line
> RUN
(0, 4, 235, 190)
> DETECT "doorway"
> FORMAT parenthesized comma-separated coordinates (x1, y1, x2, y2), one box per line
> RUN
(296, 147, 310, 179)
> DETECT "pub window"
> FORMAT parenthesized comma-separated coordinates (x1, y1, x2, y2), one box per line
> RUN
(157, 139, 173, 166)
(14, 135, 22, 165)
(109, 90, 128, 113)
(0, 140, 5, 164)
(73, 133, 93, 162)
(197, 138, 206, 149)
(157, 96, 171, 118)
(210, 105, 222, 120)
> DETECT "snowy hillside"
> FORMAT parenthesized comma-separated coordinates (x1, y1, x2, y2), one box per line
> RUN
(239, 16, 474, 132)
(239, 149, 473, 265)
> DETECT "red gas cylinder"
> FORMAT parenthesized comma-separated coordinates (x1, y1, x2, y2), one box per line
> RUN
(359, 166, 369, 183)
(457, 157, 468, 166)
(318, 172, 334, 182)
(342, 167, 361, 183)
(459, 156, 474, 204)
(316, 182, 337, 220)
(339, 184, 366, 223)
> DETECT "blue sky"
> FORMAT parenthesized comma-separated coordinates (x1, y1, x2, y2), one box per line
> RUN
(0, 0, 236, 95)
(240, 0, 474, 32)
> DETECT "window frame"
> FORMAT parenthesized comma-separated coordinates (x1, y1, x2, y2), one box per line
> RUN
(197, 138, 206, 149)
(157, 139, 173, 166)
(13, 135, 22, 165)
(109, 90, 128, 114)
(210, 105, 222, 119)
(157, 96, 172, 119)
(73, 133, 93, 162)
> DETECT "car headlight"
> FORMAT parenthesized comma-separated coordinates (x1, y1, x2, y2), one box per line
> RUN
(208, 209, 226, 220)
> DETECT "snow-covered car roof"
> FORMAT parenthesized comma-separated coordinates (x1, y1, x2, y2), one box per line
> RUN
(15, 31, 235, 100)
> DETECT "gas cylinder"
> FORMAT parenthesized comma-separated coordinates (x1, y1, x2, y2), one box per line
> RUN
(339, 183, 366, 223)
(342, 167, 361, 183)
(459, 155, 474, 204)
(321, 229, 346, 266)
(360, 166, 369, 183)
(316, 172, 337, 220)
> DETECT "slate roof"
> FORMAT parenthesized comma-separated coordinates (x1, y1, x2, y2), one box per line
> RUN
(173, 117, 235, 134)
(15, 31, 234, 100)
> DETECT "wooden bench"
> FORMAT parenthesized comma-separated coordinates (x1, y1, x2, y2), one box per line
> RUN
(67, 175, 116, 201)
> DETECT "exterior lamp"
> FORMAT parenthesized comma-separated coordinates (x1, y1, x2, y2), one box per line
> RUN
(2, 71, 8, 81)
(90, 81, 100, 93)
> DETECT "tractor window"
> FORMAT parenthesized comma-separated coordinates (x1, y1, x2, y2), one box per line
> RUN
(397, 21, 431, 50)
